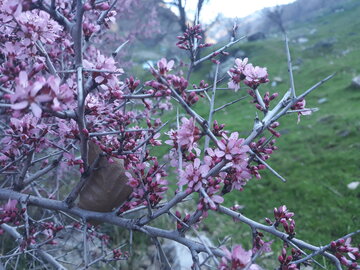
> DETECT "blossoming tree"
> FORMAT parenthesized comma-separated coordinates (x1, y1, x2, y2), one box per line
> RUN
(0, 0, 359, 269)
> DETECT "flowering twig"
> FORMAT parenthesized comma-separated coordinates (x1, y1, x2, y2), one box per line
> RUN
(96, 0, 119, 25)
(291, 229, 360, 266)
(217, 205, 343, 269)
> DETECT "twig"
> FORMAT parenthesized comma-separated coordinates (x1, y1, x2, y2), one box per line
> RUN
(64, 151, 102, 207)
(177, 107, 183, 191)
(204, 63, 219, 151)
(23, 153, 64, 187)
(0, 224, 67, 270)
(214, 96, 248, 113)
(190, 248, 201, 270)
(14, 150, 34, 191)
(96, 0, 119, 25)
(193, 36, 246, 66)
(89, 128, 151, 137)
(249, 149, 287, 182)
(191, 223, 219, 265)
(112, 40, 129, 57)
(255, 89, 267, 111)
(291, 229, 360, 266)
(273, 73, 336, 123)
(83, 68, 123, 74)
(35, 41, 57, 75)
(152, 237, 172, 270)
(117, 121, 169, 155)
(285, 35, 296, 99)
(0, 86, 14, 95)
(83, 220, 89, 268)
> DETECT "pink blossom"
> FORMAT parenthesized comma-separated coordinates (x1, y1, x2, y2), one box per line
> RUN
(165, 117, 201, 155)
(178, 158, 210, 192)
(122, 159, 168, 210)
(157, 58, 174, 75)
(243, 64, 269, 89)
(274, 205, 294, 221)
(215, 132, 249, 161)
(16, 10, 63, 45)
(219, 244, 261, 270)
(227, 58, 249, 91)
(83, 50, 123, 90)
(291, 99, 312, 123)
(10, 72, 73, 117)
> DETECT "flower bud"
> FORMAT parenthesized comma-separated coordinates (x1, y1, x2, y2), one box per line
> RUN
(96, 2, 110, 10)
(83, 2, 92, 11)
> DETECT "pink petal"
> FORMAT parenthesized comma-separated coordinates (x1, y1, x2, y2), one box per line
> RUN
(18, 71, 28, 88)
(194, 158, 200, 169)
(30, 103, 42, 117)
(212, 195, 224, 204)
(214, 149, 225, 158)
(11, 100, 28, 110)
(95, 76, 105, 84)
(167, 60, 174, 70)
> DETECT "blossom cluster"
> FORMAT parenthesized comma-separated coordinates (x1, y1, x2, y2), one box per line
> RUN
(249, 136, 278, 178)
(330, 238, 359, 269)
(145, 58, 201, 106)
(176, 24, 212, 51)
(248, 90, 279, 112)
(121, 158, 168, 211)
(9, 71, 75, 117)
(0, 114, 49, 165)
(277, 247, 301, 270)
(265, 205, 296, 237)
(0, 199, 24, 226)
(227, 58, 269, 91)
(215, 132, 252, 192)
(83, 50, 124, 92)
(166, 117, 202, 160)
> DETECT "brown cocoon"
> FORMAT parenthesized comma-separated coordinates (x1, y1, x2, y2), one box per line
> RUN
(78, 141, 132, 216)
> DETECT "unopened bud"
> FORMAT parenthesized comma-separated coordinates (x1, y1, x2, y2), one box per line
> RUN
(96, 2, 110, 10)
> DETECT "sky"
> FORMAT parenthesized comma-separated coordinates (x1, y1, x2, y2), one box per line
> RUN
(185, 0, 296, 22)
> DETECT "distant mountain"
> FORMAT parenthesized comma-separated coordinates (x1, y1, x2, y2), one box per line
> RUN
(206, 0, 352, 42)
